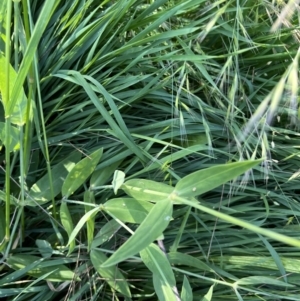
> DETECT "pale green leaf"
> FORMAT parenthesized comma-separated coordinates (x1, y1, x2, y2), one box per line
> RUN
(112, 170, 125, 194)
(62, 148, 103, 197)
(141, 244, 177, 301)
(102, 199, 173, 267)
(200, 285, 214, 301)
(174, 160, 262, 198)
(104, 198, 154, 224)
(122, 179, 172, 202)
(90, 249, 131, 297)
(84, 190, 95, 251)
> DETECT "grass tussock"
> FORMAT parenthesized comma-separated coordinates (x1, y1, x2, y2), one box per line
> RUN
(0, 0, 300, 300)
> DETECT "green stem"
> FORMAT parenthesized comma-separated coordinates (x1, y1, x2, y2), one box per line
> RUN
(173, 194, 300, 248)
(4, 0, 13, 245)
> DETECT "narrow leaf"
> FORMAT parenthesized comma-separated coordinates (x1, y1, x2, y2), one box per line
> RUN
(102, 199, 173, 267)
(174, 160, 262, 198)
(141, 244, 177, 301)
(67, 206, 100, 247)
(62, 148, 103, 197)
(140, 244, 176, 286)
(90, 249, 131, 297)
(7, 0, 57, 117)
(7, 254, 80, 282)
(84, 190, 95, 251)
(0, 122, 20, 150)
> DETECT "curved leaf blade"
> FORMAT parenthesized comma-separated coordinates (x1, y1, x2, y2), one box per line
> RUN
(174, 160, 262, 198)
(102, 198, 173, 267)
(141, 244, 177, 301)
(7, 254, 80, 282)
(181, 276, 193, 301)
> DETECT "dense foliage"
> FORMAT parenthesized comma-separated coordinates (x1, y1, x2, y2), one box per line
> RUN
(0, 0, 300, 300)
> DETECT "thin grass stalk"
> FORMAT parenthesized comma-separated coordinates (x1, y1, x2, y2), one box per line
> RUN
(14, 0, 26, 247)
(28, 1, 58, 219)
(22, 0, 35, 174)
(4, 0, 13, 245)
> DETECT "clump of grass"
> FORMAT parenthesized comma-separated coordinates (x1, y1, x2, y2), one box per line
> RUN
(0, 0, 300, 300)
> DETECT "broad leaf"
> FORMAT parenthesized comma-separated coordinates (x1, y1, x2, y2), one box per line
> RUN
(122, 179, 172, 202)
(7, 254, 80, 282)
(91, 219, 121, 249)
(6, 0, 57, 118)
(62, 148, 103, 197)
(90, 249, 131, 297)
(104, 198, 154, 224)
(26, 151, 81, 205)
(153, 275, 178, 301)
(174, 160, 262, 198)
(140, 244, 176, 286)
(84, 190, 95, 251)
(102, 198, 173, 267)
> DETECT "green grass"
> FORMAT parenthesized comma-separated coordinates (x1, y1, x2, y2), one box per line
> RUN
(1, 0, 300, 300)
